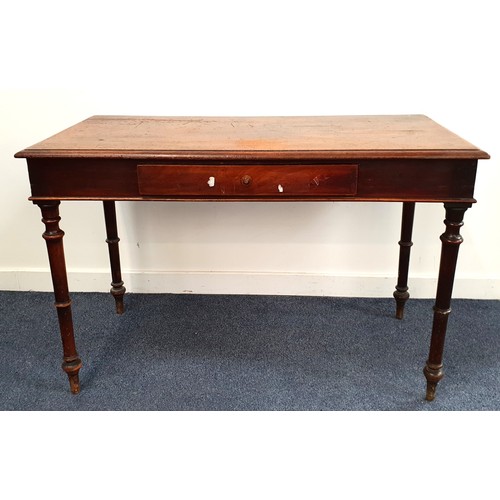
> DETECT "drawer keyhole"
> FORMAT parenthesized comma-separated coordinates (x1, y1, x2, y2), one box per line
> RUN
(241, 175, 252, 186)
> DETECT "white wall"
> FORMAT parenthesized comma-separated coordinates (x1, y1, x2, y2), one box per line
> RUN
(1, 0, 499, 298)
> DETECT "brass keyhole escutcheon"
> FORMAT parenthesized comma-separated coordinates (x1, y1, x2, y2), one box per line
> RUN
(241, 175, 252, 186)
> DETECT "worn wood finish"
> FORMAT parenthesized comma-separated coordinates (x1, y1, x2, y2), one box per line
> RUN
(36, 201, 82, 394)
(394, 202, 416, 319)
(103, 201, 125, 314)
(15, 115, 489, 160)
(138, 164, 358, 197)
(15, 115, 489, 399)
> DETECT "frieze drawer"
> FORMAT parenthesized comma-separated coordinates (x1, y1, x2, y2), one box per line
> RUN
(137, 164, 358, 197)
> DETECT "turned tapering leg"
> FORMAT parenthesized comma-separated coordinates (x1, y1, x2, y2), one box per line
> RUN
(103, 201, 125, 314)
(423, 202, 471, 401)
(393, 202, 416, 319)
(36, 201, 82, 394)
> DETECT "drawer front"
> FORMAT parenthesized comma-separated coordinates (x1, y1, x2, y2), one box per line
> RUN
(138, 164, 358, 197)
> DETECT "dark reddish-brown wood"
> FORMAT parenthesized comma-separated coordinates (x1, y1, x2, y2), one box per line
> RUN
(36, 201, 82, 394)
(15, 115, 489, 160)
(24, 158, 479, 202)
(103, 201, 125, 314)
(138, 164, 358, 197)
(424, 203, 471, 401)
(394, 202, 416, 319)
(15, 115, 489, 399)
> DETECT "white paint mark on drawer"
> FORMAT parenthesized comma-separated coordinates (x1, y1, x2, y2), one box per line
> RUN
(207, 176, 216, 188)
(278, 184, 284, 193)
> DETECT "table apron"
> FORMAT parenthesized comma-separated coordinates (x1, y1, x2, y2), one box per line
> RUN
(27, 158, 478, 203)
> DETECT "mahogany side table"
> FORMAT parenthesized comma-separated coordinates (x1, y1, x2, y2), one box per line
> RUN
(15, 115, 489, 400)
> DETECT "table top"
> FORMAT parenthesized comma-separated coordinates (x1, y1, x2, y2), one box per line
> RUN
(15, 115, 489, 161)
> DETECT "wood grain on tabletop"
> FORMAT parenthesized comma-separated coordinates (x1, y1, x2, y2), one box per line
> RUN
(15, 115, 489, 159)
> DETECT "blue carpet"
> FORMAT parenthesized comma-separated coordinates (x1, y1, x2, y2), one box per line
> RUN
(0, 291, 498, 410)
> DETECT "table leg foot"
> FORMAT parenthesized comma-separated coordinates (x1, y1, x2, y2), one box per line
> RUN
(425, 382, 437, 401)
(63, 357, 82, 394)
(111, 286, 125, 315)
(393, 289, 409, 320)
(423, 362, 443, 401)
(393, 202, 415, 320)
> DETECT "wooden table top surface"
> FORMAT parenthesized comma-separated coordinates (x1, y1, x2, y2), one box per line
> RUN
(16, 115, 489, 160)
